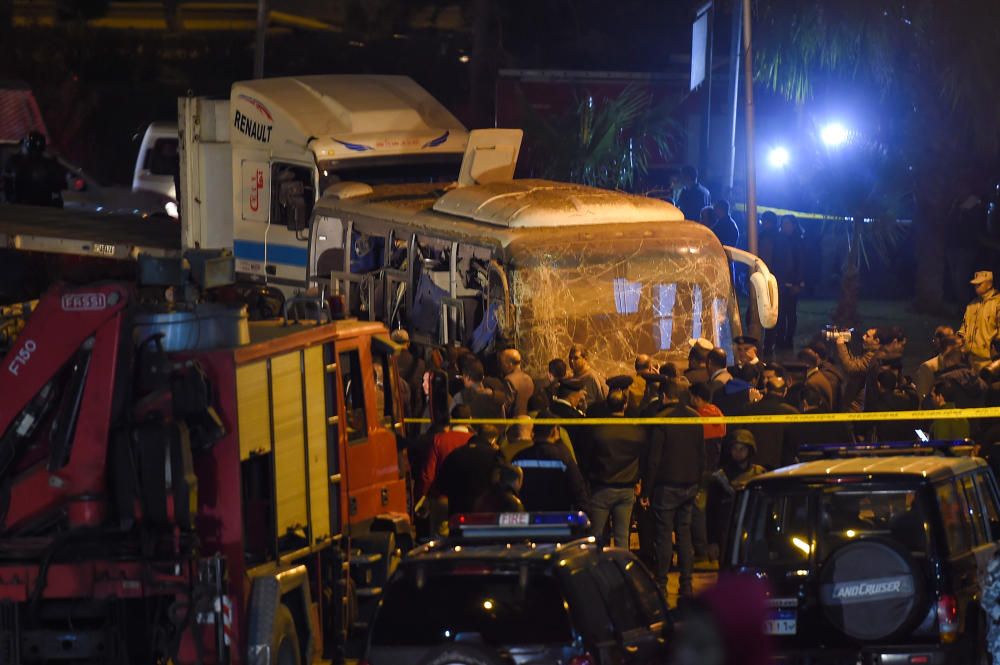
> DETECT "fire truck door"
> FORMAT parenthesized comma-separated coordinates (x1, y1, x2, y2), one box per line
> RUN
(335, 342, 376, 523)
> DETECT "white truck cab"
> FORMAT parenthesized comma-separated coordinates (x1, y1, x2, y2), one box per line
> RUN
(228, 76, 468, 291)
(176, 75, 469, 290)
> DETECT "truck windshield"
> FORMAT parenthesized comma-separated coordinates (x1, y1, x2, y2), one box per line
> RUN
(509, 228, 736, 377)
(320, 154, 461, 190)
(370, 568, 572, 646)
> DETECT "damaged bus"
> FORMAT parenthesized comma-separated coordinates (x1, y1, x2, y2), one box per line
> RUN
(301, 132, 777, 377)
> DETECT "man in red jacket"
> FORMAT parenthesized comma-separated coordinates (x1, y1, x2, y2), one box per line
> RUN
(420, 405, 474, 494)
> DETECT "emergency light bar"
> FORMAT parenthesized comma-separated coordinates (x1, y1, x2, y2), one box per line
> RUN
(449, 512, 591, 540)
(797, 440, 973, 460)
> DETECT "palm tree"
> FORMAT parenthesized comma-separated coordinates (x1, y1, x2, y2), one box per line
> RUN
(520, 85, 681, 192)
(751, 0, 1000, 313)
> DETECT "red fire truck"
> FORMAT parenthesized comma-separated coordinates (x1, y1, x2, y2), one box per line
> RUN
(0, 274, 411, 664)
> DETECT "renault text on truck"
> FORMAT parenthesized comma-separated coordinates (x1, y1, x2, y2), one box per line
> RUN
(177, 75, 469, 291)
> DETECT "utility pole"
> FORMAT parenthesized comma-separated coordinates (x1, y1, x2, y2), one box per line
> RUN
(741, 0, 758, 255)
(723, 0, 741, 195)
(254, 0, 268, 79)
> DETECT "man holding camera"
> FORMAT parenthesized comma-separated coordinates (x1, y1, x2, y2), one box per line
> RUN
(835, 326, 906, 412)
(959, 271, 1000, 369)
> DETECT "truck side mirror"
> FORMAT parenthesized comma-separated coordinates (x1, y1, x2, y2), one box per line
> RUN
(277, 179, 307, 231)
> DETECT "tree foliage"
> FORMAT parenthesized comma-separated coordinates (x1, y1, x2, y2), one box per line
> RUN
(521, 85, 681, 192)
(752, 0, 1000, 308)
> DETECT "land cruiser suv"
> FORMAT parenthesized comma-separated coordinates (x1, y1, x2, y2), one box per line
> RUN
(724, 444, 999, 664)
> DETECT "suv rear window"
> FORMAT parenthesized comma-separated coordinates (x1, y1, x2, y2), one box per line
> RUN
(817, 489, 927, 557)
(738, 487, 929, 566)
(371, 567, 572, 646)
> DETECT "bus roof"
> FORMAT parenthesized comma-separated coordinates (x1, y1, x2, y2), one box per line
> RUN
(230, 75, 468, 160)
(318, 179, 689, 235)
(431, 179, 684, 228)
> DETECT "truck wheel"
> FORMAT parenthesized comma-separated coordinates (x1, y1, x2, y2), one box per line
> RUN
(272, 604, 302, 665)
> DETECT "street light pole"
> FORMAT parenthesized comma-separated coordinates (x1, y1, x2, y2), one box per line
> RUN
(254, 0, 267, 79)
(723, 0, 741, 194)
(741, 0, 758, 255)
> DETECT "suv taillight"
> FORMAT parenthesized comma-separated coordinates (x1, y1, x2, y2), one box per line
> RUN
(936, 594, 958, 643)
(569, 654, 595, 665)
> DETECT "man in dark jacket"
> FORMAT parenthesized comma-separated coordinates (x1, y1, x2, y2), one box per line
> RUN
(788, 385, 854, 460)
(710, 199, 740, 247)
(580, 378, 647, 548)
(549, 377, 588, 456)
(677, 164, 712, 222)
(708, 347, 752, 415)
(513, 411, 589, 512)
(730, 335, 764, 388)
(433, 425, 506, 515)
(935, 345, 987, 408)
(742, 376, 800, 469)
(866, 370, 920, 442)
(806, 340, 846, 411)
(641, 378, 704, 597)
(764, 215, 805, 353)
(685, 338, 713, 385)
(707, 429, 767, 559)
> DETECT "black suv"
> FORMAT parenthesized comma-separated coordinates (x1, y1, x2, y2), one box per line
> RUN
(364, 512, 671, 665)
(724, 444, 1000, 664)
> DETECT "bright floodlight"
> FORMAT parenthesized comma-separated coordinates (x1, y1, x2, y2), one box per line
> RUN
(767, 146, 790, 168)
(821, 122, 850, 147)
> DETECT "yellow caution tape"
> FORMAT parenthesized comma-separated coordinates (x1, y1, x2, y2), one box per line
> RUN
(733, 203, 849, 222)
(403, 406, 1000, 426)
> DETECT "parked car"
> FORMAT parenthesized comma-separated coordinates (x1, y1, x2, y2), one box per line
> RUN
(725, 441, 998, 664)
(0, 140, 174, 217)
(364, 512, 672, 665)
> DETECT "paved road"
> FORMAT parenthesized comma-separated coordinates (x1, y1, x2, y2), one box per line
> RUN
(665, 570, 719, 608)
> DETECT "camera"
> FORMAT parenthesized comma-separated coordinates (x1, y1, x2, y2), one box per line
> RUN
(822, 325, 853, 343)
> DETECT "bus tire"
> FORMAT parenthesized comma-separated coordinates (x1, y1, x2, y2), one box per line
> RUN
(272, 604, 302, 665)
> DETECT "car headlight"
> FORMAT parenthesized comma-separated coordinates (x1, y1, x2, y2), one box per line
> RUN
(164, 201, 179, 219)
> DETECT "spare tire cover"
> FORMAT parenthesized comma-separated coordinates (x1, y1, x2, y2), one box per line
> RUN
(818, 538, 925, 642)
(417, 644, 508, 665)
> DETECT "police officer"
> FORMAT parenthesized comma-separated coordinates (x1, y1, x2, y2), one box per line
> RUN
(730, 335, 764, 388)
(2, 132, 65, 207)
(512, 410, 589, 512)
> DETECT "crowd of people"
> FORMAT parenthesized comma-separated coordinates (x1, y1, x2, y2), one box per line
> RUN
(391, 264, 1000, 605)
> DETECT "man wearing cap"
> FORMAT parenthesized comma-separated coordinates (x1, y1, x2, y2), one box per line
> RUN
(549, 377, 587, 460)
(685, 338, 714, 385)
(730, 335, 763, 388)
(959, 271, 1000, 368)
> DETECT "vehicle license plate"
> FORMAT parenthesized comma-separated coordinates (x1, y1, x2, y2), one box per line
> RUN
(764, 608, 797, 635)
(499, 513, 529, 526)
